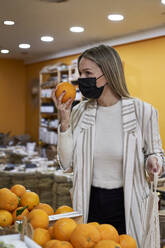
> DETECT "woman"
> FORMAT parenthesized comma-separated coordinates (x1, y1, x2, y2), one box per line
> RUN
(52, 45, 164, 247)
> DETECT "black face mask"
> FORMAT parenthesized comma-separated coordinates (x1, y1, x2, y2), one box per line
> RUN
(78, 74, 105, 99)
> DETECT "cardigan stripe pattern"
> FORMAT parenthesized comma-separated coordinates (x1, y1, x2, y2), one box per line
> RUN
(58, 97, 164, 248)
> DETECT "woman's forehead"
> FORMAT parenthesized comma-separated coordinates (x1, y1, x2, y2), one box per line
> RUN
(79, 57, 97, 70)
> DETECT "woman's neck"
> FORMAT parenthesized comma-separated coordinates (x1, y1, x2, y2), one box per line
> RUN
(97, 85, 120, 107)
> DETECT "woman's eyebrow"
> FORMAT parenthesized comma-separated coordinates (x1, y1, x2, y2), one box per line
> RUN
(81, 68, 92, 71)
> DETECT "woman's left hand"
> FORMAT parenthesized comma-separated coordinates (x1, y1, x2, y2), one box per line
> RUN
(146, 156, 162, 181)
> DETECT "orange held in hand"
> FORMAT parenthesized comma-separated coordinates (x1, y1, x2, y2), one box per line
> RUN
(55, 82, 76, 103)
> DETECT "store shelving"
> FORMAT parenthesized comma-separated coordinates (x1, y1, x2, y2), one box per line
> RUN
(39, 62, 81, 146)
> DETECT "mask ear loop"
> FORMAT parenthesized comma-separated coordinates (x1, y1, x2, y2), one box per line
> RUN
(96, 74, 104, 80)
(96, 74, 109, 88)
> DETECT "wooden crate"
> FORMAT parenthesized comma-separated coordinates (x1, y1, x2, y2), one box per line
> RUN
(49, 211, 83, 226)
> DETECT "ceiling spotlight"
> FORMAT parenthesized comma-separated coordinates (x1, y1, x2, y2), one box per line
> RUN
(41, 36, 54, 42)
(19, 44, 31, 49)
(108, 14, 124, 21)
(161, 0, 165, 4)
(4, 20, 15, 25)
(1, 49, 10, 54)
(70, 26, 84, 33)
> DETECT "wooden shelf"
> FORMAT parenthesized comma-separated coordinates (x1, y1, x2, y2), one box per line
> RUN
(48, 127, 58, 132)
(41, 97, 53, 102)
(40, 125, 57, 132)
(41, 85, 57, 89)
(41, 113, 58, 118)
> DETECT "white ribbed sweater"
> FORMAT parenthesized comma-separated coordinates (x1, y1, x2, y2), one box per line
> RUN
(93, 101, 123, 189)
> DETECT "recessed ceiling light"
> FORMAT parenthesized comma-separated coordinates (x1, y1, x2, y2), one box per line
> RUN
(161, 0, 165, 5)
(19, 44, 31, 49)
(1, 49, 10, 54)
(70, 26, 84, 33)
(3, 20, 15, 25)
(41, 36, 54, 42)
(107, 14, 124, 21)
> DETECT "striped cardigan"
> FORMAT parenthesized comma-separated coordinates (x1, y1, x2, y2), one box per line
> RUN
(58, 97, 164, 248)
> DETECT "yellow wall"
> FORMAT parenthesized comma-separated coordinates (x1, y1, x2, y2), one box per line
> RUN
(26, 37, 165, 149)
(0, 59, 26, 135)
(1, 37, 164, 149)
(115, 37, 165, 149)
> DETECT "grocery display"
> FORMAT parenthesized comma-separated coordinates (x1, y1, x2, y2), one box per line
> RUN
(0, 184, 138, 248)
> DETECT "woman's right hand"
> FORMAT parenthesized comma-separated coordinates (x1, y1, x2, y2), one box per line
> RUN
(52, 88, 73, 132)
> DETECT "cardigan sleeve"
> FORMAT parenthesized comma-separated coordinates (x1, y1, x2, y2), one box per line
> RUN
(143, 105, 165, 170)
(57, 101, 84, 170)
(57, 125, 73, 170)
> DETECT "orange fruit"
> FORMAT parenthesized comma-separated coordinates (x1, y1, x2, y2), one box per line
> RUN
(33, 203, 54, 215)
(70, 223, 101, 248)
(97, 224, 120, 243)
(55, 82, 76, 103)
(28, 209, 49, 229)
(53, 218, 77, 241)
(54, 241, 73, 248)
(48, 225, 55, 238)
(88, 222, 100, 227)
(55, 205, 74, 215)
(10, 184, 26, 197)
(12, 206, 29, 221)
(119, 234, 137, 248)
(20, 191, 40, 210)
(0, 188, 18, 211)
(44, 240, 61, 248)
(33, 228, 51, 246)
(94, 240, 121, 248)
(0, 210, 13, 227)
(44, 240, 73, 248)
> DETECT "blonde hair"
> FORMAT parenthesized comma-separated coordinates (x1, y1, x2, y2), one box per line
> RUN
(78, 45, 130, 98)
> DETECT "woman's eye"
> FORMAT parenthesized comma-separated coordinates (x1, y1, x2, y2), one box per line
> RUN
(85, 71, 91, 76)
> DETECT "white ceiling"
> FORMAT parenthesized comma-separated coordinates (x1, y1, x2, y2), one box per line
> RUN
(0, 0, 165, 63)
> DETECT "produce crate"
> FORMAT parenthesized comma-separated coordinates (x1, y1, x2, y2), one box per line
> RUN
(0, 234, 41, 248)
(49, 211, 83, 225)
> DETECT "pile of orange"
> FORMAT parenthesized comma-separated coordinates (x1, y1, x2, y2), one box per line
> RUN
(0, 184, 42, 227)
(42, 220, 137, 248)
(0, 184, 137, 248)
(55, 82, 76, 103)
(0, 184, 55, 227)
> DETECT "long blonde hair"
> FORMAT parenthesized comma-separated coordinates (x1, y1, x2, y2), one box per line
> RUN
(78, 45, 130, 98)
